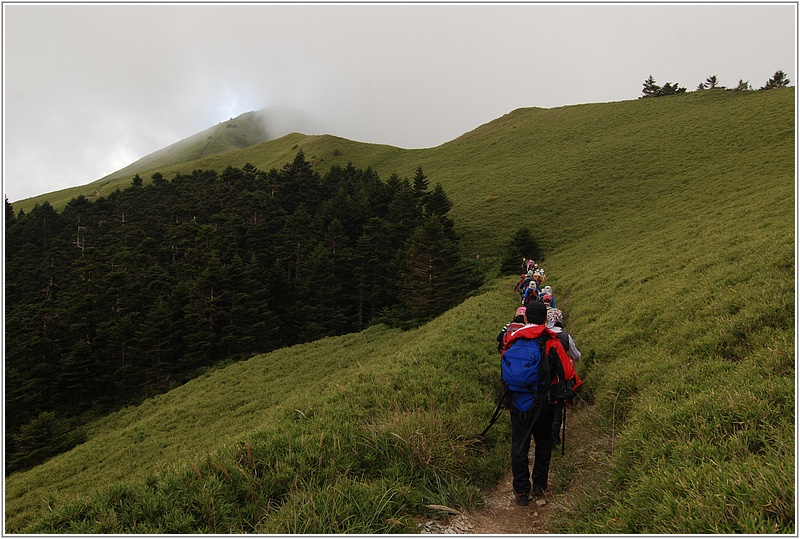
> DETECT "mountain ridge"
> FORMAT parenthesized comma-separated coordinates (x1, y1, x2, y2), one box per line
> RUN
(10, 106, 326, 209)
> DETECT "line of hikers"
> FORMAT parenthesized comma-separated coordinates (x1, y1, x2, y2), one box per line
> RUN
(495, 258, 583, 507)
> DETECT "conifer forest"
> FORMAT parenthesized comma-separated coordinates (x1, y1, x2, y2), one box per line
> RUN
(4, 151, 477, 473)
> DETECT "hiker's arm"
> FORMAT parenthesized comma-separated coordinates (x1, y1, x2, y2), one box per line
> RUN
(558, 346, 583, 396)
(568, 335, 582, 362)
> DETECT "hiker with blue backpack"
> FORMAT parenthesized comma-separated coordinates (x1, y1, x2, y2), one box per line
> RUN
(500, 301, 582, 506)
(522, 282, 539, 305)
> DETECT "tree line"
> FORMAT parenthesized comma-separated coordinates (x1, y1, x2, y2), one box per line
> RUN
(641, 69, 791, 98)
(4, 151, 479, 473)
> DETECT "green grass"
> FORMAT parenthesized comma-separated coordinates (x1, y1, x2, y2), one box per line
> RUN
(5, 282, 517, 533)
(5, 87, 795, 533)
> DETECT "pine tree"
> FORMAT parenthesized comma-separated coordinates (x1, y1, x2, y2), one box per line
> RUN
(132, 295, 179, 390)
(659, 82, 687, 96)
(412, 166, 429, 204)
(424, 183, 457, 240)
(279, 150, 320, 213)
(56, 340, 96, 414)
(394, 215, 462, 327)
(641, 75, 686, 98)
(702, 75, 721, 90)
(386, 179, 422, 244)
(501, 227, 542, 273)
(641, 75, 661, 98)
(5, 195, 15, 226)
(354, 217, 395, 327)
(761, 70, 790, 90)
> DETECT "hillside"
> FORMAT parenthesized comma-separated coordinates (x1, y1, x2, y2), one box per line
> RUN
(13, 89, 795, 259)
(5, 88, 795, 533)
(11, 106, 324, 213)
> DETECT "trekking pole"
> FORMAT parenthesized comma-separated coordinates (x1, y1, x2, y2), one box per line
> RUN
(478, 389, 507, 438)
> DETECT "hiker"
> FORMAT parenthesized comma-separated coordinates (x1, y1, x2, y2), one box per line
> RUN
(517, 274, 536, 302)
(541, 285, 556, 308)
(546, 308, 582, 445)
(501, 301, 581, 506)
(496, 306, 527, 353)
(516, 277, 530, 302)
(541, 293, 553, 310)
(522, 282, 539, 305)
(513, 274, 527, 296)
(533, 269, 546, 287)
(546, 308, 581, 364)
(525, 258, 536, 272)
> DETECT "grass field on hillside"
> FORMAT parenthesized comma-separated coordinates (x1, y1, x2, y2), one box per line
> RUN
(5, 281, 519, 533)
(6, 88, 795, 533)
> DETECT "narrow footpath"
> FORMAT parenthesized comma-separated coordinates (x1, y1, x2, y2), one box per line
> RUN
(416, 401, 610, 534)
(416, 464, 556, 534)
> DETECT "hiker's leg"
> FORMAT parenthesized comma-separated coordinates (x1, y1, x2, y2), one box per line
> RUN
(510, 409, 533, 494)
(551, 401, 564, 445)
(531, 404, 555, 491)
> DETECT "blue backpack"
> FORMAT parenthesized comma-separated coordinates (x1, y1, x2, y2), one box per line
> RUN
(501, 337, 550, 411)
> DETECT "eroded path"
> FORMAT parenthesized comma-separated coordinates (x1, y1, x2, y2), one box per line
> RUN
(416, 401, 609, 534)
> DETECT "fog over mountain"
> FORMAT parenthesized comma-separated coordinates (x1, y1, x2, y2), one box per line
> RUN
(3, 3, 796, 202)
(254, 107, 328, 141)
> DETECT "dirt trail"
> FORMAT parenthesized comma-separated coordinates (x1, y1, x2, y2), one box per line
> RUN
(459, 467, 555, 534)
(416, 401, 607, 534)
(417, 465, 556, 534)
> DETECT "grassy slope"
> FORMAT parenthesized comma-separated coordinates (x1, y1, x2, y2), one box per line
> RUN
(11, 110, 272, 212)
(541, 91, 795, 532)
(5, 88, 795, 533)
(5, 285, 516, 532)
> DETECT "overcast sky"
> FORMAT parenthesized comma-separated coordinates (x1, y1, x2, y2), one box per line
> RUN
(3, 2, 797, 203)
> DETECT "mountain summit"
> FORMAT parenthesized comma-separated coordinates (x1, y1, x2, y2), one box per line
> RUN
(99, 106, 327, 184)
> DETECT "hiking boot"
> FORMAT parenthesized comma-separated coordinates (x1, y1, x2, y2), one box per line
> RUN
(531, 485, 546, 497)
(514, 492, 529, 506)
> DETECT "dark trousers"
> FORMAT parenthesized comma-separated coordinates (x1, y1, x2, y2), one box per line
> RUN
(510, 403, 555, 495)
(552, 400, 565, 445)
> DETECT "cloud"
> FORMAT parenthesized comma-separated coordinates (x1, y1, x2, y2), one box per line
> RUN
(3, 3, 796, 202)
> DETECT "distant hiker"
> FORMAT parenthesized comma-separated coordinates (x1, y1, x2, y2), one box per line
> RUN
(541, 286, 556, 308)
(522, 282, 539, 305)
(525, 258, 536, 272)
(541, 293, 553, 310)
(533, 269, 546, 287)
(545, 307, 582, 446)
(497, 306, 527, 353)
(501, 301, 582, 506)
(513, 274, 527, 295)
(517, 275, 535, 302)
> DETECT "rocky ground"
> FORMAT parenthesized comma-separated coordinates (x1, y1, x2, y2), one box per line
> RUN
(416, 467, 555, 534)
